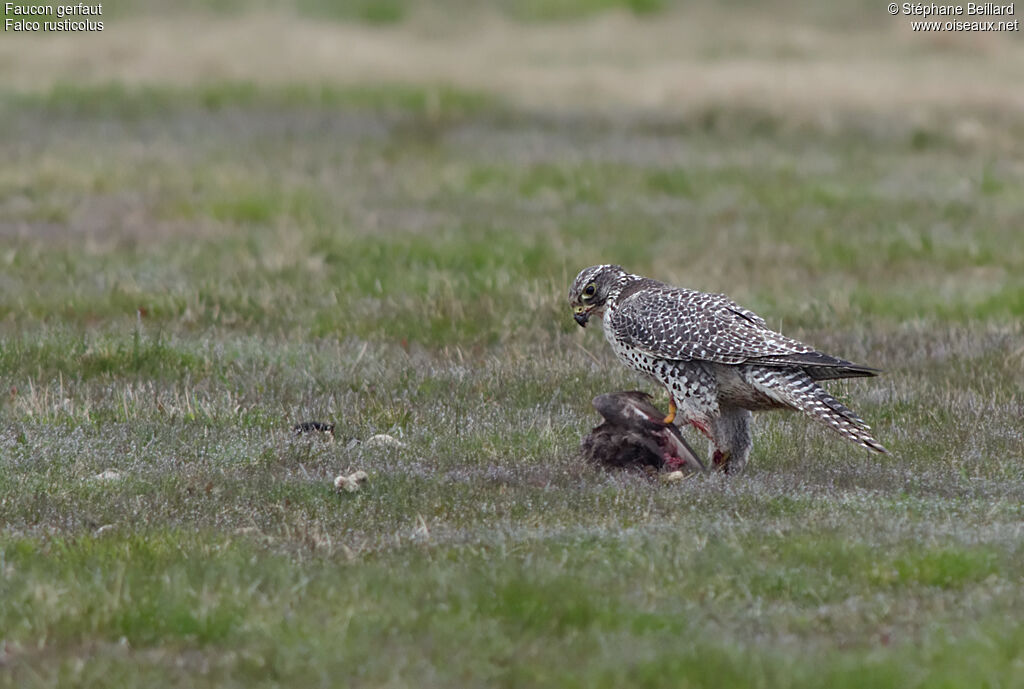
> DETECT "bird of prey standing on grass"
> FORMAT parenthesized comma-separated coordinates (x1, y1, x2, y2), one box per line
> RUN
(568, 265, 887, 472)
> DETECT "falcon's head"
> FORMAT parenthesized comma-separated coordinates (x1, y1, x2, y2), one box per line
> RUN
(568, 264, 628, 327)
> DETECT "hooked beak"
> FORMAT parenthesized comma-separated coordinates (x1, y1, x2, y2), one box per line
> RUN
(573, 306, 590, 327)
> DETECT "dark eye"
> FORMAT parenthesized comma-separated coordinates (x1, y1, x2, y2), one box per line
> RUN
(582, 282, 597, 299)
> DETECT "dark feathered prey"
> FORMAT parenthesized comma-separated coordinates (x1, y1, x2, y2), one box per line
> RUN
(569, 265, 887, 472)
(292, 421, 335, 437)
(581, 391, 706, 474)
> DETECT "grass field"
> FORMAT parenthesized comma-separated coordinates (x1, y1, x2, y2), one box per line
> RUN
(2, 3, 1024, 687)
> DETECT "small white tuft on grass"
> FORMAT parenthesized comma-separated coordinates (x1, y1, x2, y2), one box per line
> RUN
(334, 470, 369, 493)
(364, 434, 406, 449)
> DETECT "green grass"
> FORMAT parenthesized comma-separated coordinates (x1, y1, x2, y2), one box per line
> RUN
(1, 82, 499, 119)
(2, 77, 1024, 687)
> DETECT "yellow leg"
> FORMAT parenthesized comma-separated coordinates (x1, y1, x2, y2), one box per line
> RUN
(662, 396, 677, 425)
(712, 449, 731, 470)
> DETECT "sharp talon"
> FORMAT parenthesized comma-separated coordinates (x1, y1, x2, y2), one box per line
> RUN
(662, 397, 677, 425)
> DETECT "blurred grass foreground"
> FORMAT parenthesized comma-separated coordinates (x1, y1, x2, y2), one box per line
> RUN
(2, 1, 1024, 688)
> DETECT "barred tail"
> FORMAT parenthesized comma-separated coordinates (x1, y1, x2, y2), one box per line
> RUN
(748, 368, 888, 454)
